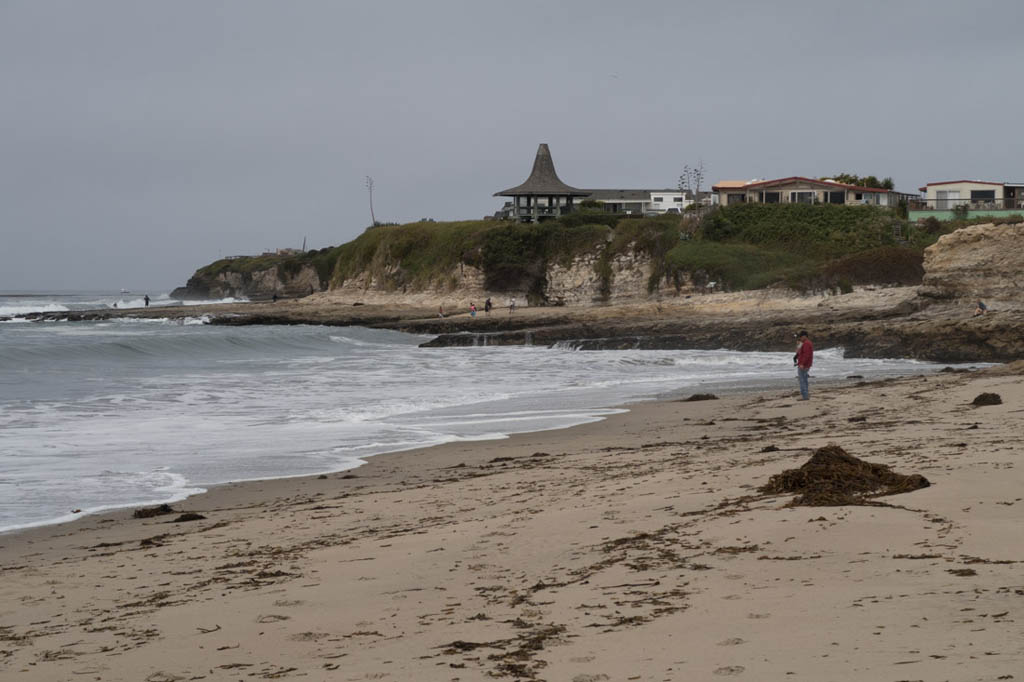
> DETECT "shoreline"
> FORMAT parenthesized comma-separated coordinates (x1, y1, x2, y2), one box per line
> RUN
(3, 366, 1022, 679)
(0, 368, 945, 537)
(17, 286, 1024, 362)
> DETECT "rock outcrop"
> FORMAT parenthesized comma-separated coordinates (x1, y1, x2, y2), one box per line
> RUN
(920, 221, 1024, 302)
(330, 246, 693, 308)
(171, 264, 321, 300)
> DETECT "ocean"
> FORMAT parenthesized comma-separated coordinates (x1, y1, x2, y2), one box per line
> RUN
(0, 291, 951, 533)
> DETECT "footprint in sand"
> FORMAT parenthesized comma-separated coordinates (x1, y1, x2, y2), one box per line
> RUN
(717, 638, 746, 646)
(713, 665, 746, 675)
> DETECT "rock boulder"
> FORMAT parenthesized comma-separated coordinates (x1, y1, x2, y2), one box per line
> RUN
(920, 221, 1024, 302)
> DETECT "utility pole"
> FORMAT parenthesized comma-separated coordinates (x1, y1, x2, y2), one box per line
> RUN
(366, 176, 376, 226)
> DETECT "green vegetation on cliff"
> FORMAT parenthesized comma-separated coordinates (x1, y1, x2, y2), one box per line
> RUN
(667, 203, 921, 291)
(187, 203, 939, 300)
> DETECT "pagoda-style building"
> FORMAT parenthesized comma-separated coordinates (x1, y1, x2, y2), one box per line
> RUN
(494, 144, 590, 222)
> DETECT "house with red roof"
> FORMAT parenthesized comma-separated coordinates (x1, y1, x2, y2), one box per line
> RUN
(711, 177, 896, 207)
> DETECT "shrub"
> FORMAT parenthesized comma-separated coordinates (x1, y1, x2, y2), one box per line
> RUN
(699, 203, 905, 257)
(557, 209, 621, 229)
(821, 246, 925, 286)
(951, 204, 969, 220)
(993, 214, 1024, 226)
(921, 216, 943, 234)
(664, 241, 804, 290)
(480, 224, 548, 292)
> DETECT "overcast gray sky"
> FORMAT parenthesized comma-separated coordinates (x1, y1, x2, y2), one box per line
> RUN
(2, 0, 1022, 291)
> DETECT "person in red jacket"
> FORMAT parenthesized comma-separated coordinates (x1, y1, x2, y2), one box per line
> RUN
(795, 330, 813, 400)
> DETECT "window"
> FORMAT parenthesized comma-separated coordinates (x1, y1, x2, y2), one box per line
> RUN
(653, 196, 663, 202)
(790, 191, 815, 204)
(763, 191, 780, 203)
(727, 193, 746, 205)
(854, 193, 863, 201)
(936, 190, 959, 210)
(673, 197, 683, 202)
(970, 190, 996, 202)
(827, 191, 845, 204)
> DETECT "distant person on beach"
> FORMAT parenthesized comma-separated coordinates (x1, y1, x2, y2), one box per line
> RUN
(144, 294, 150, 307)
(470, 303, 477, 318)
(272, 293, 278, 303)
(795, 330, 813, 401)
(508, 297, 516, 315)
(438, 305, 445, 318)
(973, 300, 987, 316)
(484, 297, 492, 315)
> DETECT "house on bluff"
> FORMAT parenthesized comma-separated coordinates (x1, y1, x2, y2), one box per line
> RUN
(494, 144, 694, 222)
(712, 177, 897, 207)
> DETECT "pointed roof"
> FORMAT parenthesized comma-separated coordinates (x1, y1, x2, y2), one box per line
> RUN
(494, 144, 590, 197)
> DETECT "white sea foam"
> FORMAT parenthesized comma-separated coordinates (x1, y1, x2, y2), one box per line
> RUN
(0, 303, 69, 317)
(0, 318, 968, 533)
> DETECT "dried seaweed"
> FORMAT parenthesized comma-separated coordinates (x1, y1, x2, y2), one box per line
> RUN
(133, 504, 174, 519)
(758, 445, 929, 506)
(972, 392, 1002, 407)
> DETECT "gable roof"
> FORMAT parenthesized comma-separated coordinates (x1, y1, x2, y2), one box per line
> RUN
(741, 176, 890, 192)
(714, 177, 890, 193)
(494, 144, 590, 197)
(711, 180, 750, 190)
(922, 180, 1004, 186)
(918, 180, 1005, 192)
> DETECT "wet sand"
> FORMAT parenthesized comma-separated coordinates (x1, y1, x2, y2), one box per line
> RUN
(2, 366, 1023, 680)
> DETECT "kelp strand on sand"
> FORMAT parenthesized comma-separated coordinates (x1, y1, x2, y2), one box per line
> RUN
(759, 445, 929, 506)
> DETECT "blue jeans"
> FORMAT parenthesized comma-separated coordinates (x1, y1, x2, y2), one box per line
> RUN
(797, 368, 810, 399)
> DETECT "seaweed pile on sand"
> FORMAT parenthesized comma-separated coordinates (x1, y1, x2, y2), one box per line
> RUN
(759, 445, 930, 506)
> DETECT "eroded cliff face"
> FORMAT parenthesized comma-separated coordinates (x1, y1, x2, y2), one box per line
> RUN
(920, 222, 1024, 302)
(330, 246, 693, 307)
(172, 264, 321, 300)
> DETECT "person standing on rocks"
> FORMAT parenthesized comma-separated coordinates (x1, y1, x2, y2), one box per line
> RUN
(484, 298, 492, 315)
(795, 330, 813, 401)
(508, 297, 516, 315)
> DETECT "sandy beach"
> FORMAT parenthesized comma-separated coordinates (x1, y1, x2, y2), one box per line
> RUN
(2, 364, 1022, 681)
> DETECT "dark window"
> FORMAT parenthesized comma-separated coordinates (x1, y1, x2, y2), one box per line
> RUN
(727, 193, 746, 205)
(763, 191, 781, 203)
(653, 196, 663, 202)
(854, 193, 863, 201)
(970, 190, 996, 200)
(827, 191, 845, 204)
(673, 197, 683, 202)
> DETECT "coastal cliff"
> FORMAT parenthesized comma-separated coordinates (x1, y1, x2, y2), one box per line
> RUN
(919, 220, 1024, 302)
(146, 212, 1024, 363)
(173, 205, 923, 305)
(170, 250, 339, 300)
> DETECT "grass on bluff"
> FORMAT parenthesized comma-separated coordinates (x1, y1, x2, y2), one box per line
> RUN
(194, 203, 937, 299)
(673, 203, 925, 291)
